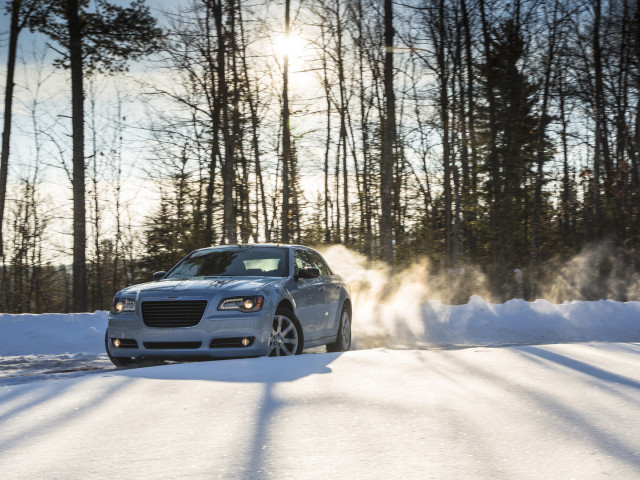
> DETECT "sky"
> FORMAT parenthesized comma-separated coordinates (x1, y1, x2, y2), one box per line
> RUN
(0, 0, 329, 261)
(0, 1, 200, 260)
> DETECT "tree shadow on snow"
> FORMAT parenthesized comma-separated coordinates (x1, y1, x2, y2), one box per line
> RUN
(517, 345, 640, 391)
(453, 346, 640, 470)
(118, 351, 342, 480)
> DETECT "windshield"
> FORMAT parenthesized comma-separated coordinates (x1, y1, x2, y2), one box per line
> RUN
(166, 247, 289, 279)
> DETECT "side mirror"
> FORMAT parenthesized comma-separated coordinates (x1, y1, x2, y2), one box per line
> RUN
(153, 271, 166, 281)
(296, 267, 320, 280)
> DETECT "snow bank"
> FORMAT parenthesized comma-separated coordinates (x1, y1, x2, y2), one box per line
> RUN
(357, 296, 640, 347)
(2, 297, 640, 356)
(0, 311, 107, 356)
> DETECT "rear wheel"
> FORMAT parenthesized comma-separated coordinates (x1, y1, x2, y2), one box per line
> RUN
(269, 307, 303, 356)
(327, 307, 351, 352)
(105, 331, 140, 367)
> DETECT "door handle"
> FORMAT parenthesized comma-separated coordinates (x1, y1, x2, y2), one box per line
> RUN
(319, 286, 325, 291)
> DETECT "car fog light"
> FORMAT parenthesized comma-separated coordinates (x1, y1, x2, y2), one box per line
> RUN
(241, 337, 250, 347)
(113, 338, 121, 348)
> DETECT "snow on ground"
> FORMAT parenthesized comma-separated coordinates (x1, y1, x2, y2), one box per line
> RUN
(0, 311, 110, 383)
(2, 299, 640, 478)
(2, 345, 640, 479)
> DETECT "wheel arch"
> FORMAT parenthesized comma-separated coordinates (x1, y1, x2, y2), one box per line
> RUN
(276, 298, 295, 314)
(342, 298, 352, 319)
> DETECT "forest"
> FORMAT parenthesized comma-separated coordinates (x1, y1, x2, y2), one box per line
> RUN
(0, 0, 639, 313)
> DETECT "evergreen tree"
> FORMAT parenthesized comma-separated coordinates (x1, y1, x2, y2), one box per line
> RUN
(477, 18, 542, 293)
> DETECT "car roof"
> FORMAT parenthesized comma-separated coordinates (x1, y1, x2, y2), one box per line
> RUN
(194, 243, 315, 252)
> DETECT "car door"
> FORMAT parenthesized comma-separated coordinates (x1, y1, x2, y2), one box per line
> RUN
(290, 249, 325, 340)
(306, 249, 341, 337)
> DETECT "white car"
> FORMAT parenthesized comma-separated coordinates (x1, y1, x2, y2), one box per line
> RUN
(106, 244, 352, 366)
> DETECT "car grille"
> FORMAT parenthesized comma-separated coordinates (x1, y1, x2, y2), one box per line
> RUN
(141, 300, 208, 328)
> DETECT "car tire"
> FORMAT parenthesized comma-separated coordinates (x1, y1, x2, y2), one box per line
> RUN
(327, 306, 351, 352)
(105, 331, 140, 367)
(269, 307, 304, 356)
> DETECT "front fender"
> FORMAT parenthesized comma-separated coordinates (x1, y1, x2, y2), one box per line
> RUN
(264, 280, 298, 317)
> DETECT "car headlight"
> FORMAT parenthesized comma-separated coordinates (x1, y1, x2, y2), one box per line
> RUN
(218, 295, 264, 313)
(111, 297, 136, 314)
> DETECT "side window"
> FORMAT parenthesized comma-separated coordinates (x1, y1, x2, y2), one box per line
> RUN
(307, 251, 331, 276)
(294, 249, 313, 271)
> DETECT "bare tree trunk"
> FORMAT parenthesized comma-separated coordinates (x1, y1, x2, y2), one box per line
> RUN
(614, 0, 631, 242)
(335, 0, 349, 244)
(0, 0, 23, 258)
(410, 65, 433, 231)
(592, 0, 612, 231)
(559, 71, 573, 245)
(334, 127, 341, 242)
(68, 0, 87, 312)
(89, 80, 102, 311)
(213, 0, 237, 244)
(356, 0, 372, 258)
(112, 90, 124, 295)
(633, 0, 640, 253)
(436, 0, 453, 269)
(320, 24, 331, 244)
(281, 0, 292, 243)
(592, 0, 602, 227)
(380, 0, 395, 264)
(460, 0, 478, 261)
(204, 1, 219, 246)
(530, 0, 560, 299)
(26, 58, 47, 312)
(290, 143, 301, 243)
(346, 107, 364, 248)
(237, 1, 269, 242)
(634, 0, 640, 189)
(228, 1, 249, 242)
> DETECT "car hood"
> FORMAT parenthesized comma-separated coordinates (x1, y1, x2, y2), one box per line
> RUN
(118, 277, 283, 297)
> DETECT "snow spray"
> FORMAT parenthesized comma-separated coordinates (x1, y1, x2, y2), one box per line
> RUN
(320, 245, 493, 348)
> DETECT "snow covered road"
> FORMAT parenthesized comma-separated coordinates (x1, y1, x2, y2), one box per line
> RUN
(2, 344, 640, 479)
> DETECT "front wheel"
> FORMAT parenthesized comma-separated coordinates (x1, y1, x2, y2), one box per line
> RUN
(269, 308, 303, 356)
(327, 307, 351, 352)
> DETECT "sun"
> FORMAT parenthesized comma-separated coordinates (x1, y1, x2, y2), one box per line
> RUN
(274, 33, 306, 63)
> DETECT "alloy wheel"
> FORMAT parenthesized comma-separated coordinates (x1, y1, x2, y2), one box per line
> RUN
(269, 314, 299, 356)
(340, 310, 351, 349)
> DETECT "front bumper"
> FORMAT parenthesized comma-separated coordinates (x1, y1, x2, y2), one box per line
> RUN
(107, 310, 272, 359)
